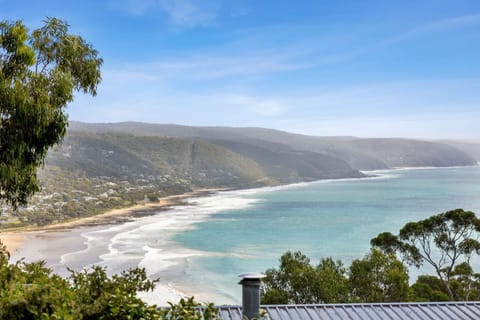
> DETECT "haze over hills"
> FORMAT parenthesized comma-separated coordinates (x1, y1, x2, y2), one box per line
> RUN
(438, 140, 480, 161)
(69, 121, 478, 169)
(1, 122, 477, 228)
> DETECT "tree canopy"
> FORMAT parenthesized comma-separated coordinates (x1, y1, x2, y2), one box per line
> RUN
(263, 209, 480, 304)
(0, 17, 102, 208)
(262, 251, 349, 304)
(261, 249, 408, 304)
(349, 249, 409, 302)
(371, 208, 480, 300)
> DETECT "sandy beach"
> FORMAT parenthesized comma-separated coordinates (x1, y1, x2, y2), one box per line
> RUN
(0, 188, 223, 258)
(0, 232, 25, 254)
(0, 187, 228, 305)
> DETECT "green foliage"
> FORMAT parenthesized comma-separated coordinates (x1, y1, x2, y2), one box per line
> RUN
(0, 18, 102, 208)
(262, 251, 349, 304)
(314, 257, 350, 303)
(262, 251, 317, 304)
(69, 266, 159, 319)
(0, 239, 9, 263)
(160, 297, 218, 320)
(263, 249, 410, 304)
(371, 209, 480, 300)
(409, 271, 480, 302)
(0, 256, 217, 319)
(0, 260, 78, 319)
(450, 262, 480, 301)
(349, 249, 410, 302)
(410, 275, 450, 302)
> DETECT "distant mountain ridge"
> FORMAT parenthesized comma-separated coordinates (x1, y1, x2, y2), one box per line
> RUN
(1, 122, 476, 228)
(438, 140, 480, 161)
(69, 121, 478, 170)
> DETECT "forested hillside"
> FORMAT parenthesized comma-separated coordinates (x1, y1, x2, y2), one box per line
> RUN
(0, 132, 272, 228)
(1, 122, 477, 229)
(69, 122, 478, 170)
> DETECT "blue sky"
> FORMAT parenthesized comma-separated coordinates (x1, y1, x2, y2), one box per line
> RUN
(3, 0, 480, 138)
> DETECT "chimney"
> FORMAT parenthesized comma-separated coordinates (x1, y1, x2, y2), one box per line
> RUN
(238, 273, 266, 320)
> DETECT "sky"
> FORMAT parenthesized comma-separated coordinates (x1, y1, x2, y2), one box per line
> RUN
(2, 0, 480, 139)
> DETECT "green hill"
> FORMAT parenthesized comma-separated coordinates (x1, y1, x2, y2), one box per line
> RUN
(69, 121, 478, 169)
(49, 133, 269, 187)
(0, 132, 272, 228)
(209, 139, 363, 183)
(1, 122, 476, 229)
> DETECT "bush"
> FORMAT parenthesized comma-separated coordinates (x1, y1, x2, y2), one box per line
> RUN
(0, 244, 218, 319)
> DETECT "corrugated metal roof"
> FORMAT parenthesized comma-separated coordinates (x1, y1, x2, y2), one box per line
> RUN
(215, 302, 480, 320)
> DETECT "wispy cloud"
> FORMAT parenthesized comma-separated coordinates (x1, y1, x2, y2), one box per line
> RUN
(109, 0, 157, 16)
(73, 8, 480, 139)
(429, 13, 480, 29)
(225, 95, 287, 116)
(103, 69, 158, 82)
(157, 0, 219, 27)
(134, 53, 307, 79)
(279, 79, 480, 117)
(110, 0, 220, 27)
(293, 13, 480, 67)
(382, 13, 480, 45)
(71, 73, 480, 139)
(121, 13, 480, 80)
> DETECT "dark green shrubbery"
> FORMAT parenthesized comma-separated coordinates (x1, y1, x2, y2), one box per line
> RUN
(262, 249, 410, 304)
(0, 241, 218, 319)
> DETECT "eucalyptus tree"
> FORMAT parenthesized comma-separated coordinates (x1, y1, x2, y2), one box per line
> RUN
(371, 209, 480, 300)
(0, 18, 102, 208)
(262, 251, 350, 304)
(349, 249, 410, 302)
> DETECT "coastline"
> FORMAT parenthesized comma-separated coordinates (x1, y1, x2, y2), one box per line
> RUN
(0, 168, 478, 305)
(0, 171, 404, 305)
(3, 164, 475, 254)
(1, 187, 229, 305)
(0, 188, 225, 255)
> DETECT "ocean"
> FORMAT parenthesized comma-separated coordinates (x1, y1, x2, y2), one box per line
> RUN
(11, 166, 480, 305)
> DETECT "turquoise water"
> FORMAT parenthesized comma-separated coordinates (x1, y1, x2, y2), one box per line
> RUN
(172, 167, 480, 302)
(19, 166, 480, 304)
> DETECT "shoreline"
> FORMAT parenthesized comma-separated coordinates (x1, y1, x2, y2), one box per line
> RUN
(3, 164, 476, 254)
(2, 165, 478, 305)
(1, 187, 229, 305)
(2, 164, 476, 255)
(0, 232, 25, 255)
(0, 188, 226, 254)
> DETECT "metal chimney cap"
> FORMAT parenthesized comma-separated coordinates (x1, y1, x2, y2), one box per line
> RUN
(238, 272, 266, 280)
